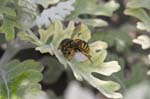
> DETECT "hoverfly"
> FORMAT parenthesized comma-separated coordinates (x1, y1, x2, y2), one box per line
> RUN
(58, 23, 92, 63)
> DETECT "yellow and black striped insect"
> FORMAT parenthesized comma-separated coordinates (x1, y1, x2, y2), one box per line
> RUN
(74, 39, 93, 63)
(58, 38, 75, 60)
(58, 38, 92, 63)
(58, 22, 92, 63)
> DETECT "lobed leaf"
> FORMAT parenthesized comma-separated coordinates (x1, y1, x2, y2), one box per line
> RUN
(19, 20, 122, 98)
(0, 18, 21, 41)
(91, 25, 133, 52)
(124, 8, 150, 24)
(126, 0, 150, 10)
(0, 59, 44, 99)
(67, 0, 119, 27)
(38, 23, 55, 44)
(133, 35, 150, 49)
(125, 0, 150, 32)
(36, 21, 122, 98)
(33, 0, 76, 28)
(67, 48, 122, 98)
(0, 6, 16, 17)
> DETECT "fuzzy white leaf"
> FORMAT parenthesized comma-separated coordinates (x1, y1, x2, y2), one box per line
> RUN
(133, 35, 150, 49)
(137, 22, 150, 32)
(36, 21, 122, 98)
(18, 0, 37, 12)
(54, 22, 122, 98)
(147, 70, 150, 76)
(33, 0, 76, 28)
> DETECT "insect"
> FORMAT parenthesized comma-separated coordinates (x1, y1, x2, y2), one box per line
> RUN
(73, 39, 93, 63)
(58, 34, 92, 63)
(58, 38, 75, 60)
(58, 38, 92, 63)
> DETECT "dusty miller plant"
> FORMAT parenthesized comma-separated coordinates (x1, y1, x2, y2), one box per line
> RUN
(0, 0, 123, 99)
(124, 0, 150, 75)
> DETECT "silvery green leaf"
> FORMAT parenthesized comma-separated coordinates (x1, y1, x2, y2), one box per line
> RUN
(124, 8, 150, 24)
(125, 1, 150, 32)
(71, 23, 91, 42)
(36, 21, 122, 98)
(137, 22, 150, 32)
(0, 18, 21, 41)
(0, 6, 16, 17)
(18, 31, 43, 46)
(67, 0, 119, 27)
(67, 48, 122, 98)
(33, 0, 75, 28)
(147, 70, 150, 76)
(133, 35, 150, 49)
(36, 45, 54, 55)
(126, 0, 150, 10)
(89, 41, 108, 50)
(17, 21, 122, 98)
(18, 0, 37, 12)
(0, 60, 44, 99)
(81, 19, 108, 27)
(51, 21, 75, 47)
(19, 12, 35, 29)
(38, 23, 55, 44)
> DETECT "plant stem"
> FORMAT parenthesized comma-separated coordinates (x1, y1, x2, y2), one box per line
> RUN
(0, 38, 35, 99)
(0, 44, 20, 67)
(0, 39, 23, 99)
(0, 38, 35, 66)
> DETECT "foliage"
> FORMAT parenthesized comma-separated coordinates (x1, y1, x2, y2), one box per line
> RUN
(0, 60, 43, 99)
(67, 0, 119, 27)
(0, 1, 20, 40)
(0, 0, 149, 99)
(124, 0, 150, 48)
(133, 35, 150, 49)
(125, 0, 150, 74)
(19, 21, 122, 98)
(91, 24, 134, 52)
(40, 56, 64, 84)
(34, 0, 76, 28)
